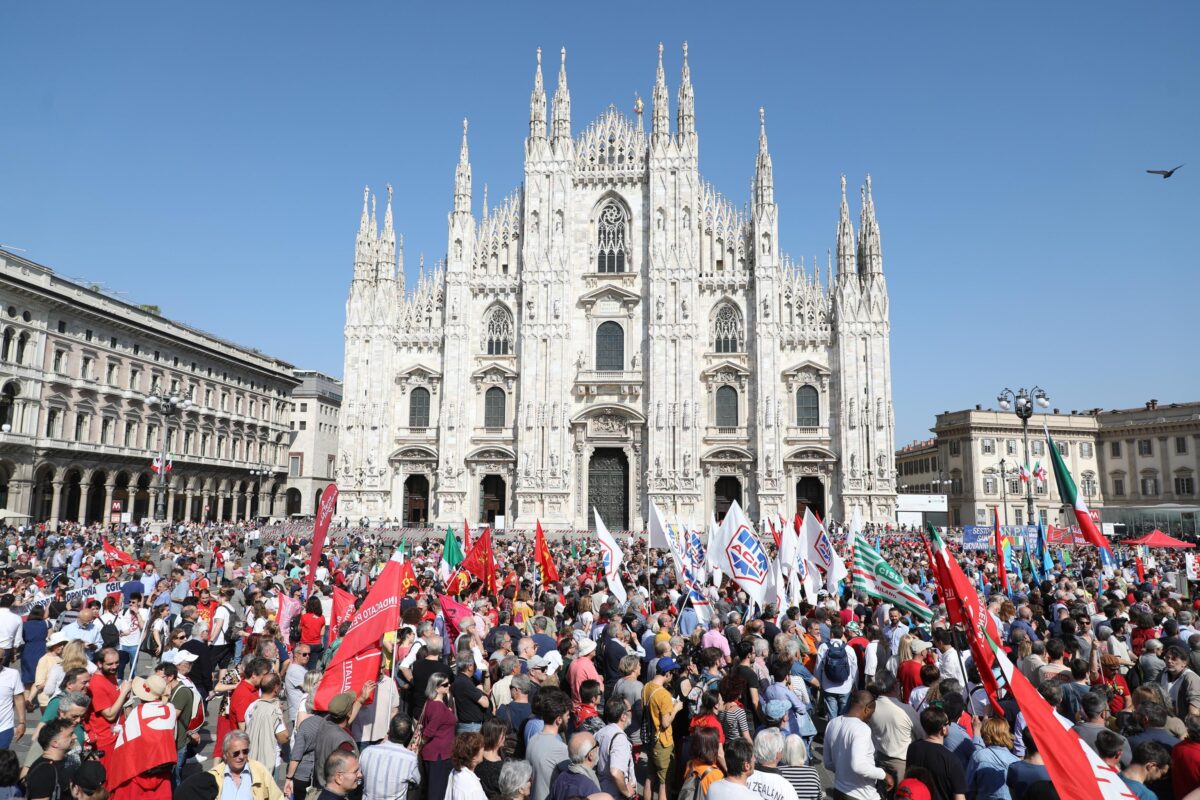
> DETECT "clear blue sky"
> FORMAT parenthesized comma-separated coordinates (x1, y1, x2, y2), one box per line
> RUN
(2, 2, 1196, 445)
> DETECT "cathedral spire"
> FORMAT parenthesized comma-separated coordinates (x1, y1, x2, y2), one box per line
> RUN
(454, 118, 472, 215)
(482, 183, 489, 219)
(836, 175, 857, 277)
(677, 41, 695, 139)
(354, 185, 372, 279)
(378, 183, 396, 281)
(369, 191, 378, 237)
(652, 42, 670, 141)
(858, 174, 883, 275)
(551, 47, 571, 140)
(529, 47, 546, 140)
(754, 107, 774, 207)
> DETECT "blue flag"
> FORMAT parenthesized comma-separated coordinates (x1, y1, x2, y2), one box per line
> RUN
(1035, 521, 1054, 577)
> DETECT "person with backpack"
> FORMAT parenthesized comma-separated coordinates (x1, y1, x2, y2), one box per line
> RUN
(815, 624, 857, 719)
(596, 697, 637, 800)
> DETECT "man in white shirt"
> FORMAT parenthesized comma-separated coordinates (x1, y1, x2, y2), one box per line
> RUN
(746, 728, 798, 800)
(0, 662, 26, 749)
(59, 603, 103, 653)
(706, 738, 758, 800)
(823, 691, 891, 800)
(116, 594, 149, 680)
(815, 624, 858, 719)
(359, 715, 420, 800)
(595, 698, 636, 800)
(0, 596, 24, 663)
(934, 628, 966, 688)
(866, 670, 923, 783)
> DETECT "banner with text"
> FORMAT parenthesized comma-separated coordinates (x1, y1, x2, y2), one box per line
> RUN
(963, 525, 1038, 551)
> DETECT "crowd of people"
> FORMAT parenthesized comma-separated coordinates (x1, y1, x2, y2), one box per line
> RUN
(0, 518, 1194, 800)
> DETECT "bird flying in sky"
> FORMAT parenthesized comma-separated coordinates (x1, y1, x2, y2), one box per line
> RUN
(1146, 164, 1184, 179)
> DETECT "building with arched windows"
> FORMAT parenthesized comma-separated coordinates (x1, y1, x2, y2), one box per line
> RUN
(338, 44, 896, 529)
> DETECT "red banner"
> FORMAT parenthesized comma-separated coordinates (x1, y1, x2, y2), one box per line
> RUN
(102, 539, 138, 570)
(438, 593, 475, 644)
(306, 483, 339, 592)
(398, 561, 419, 595)
(314, 647, 381, 711)
(332, 586, 356, 629)
(107, 701, 178, 789)
(461, 528, 498, 595)
(326, 557, 402, 671)
(534, 521, 559, 586)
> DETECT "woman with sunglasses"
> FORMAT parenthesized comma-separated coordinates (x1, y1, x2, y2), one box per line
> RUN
(420, 673, 457, 800)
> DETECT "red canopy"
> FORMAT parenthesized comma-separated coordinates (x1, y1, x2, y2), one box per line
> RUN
(1124, 529, 1196, 549)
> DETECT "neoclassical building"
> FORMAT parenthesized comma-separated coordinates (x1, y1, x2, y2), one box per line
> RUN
(0, 249, 299, 526)
(339, 45, 897, 530)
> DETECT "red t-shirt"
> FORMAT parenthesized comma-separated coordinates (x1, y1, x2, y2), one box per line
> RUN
(689, 713, 726, 743)
(87, 672, 121, 752)
(195, 600, 218, 625)
(215, 678, 259, 750)
(898, 659, 923, 703)
(300, 613, 326, 645)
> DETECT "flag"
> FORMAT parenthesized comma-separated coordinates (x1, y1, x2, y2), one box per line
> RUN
(397, 560, 419, 595)
(326, 556, 403, 671)
(151, 455, 173, 474)
(715, 500, 772, 609)
(1061, 549, 1072, 568)
(1019, 463, 1031, 483)
(1136, 554, 1145, 583)
(1100, 544, 1117, 578)
(463, 520, 473, 555)
(460, 528, 498, 595)
(783, 514, 818, 604)
(107, 701, 178, 789)
(1035, 520, 1054, 578)
(102, 538, 137, 570)
(534, 521, 559, 586)
(594, 508, 627, 605)
(803, 507, 848, 594)
(706, 513, 724, 586)
(767, 517, 781, 550)
(994, 508, 1009, 593)
(314, 647, 381, 711)
(332, 586, 356, 629)
(988, 637, 1132, 799)
(851, 532, 934, 621)
(648, 502, 672, 550)
(925, 523, 1005, 716)
(439, 526, 465, 580)
(276, 595, 302, 638)
(1046, 428, 1113, 555)
(306, 483, 339, 592)
(665, 519, 713, 625)
(438, 593, 475, 643)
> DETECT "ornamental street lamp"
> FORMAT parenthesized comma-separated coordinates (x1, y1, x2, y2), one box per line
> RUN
(145, 387, 193, 522)
(997, 386, 1050, 526)
(984, 458, 1010, 526)
(249, 465, 271, 520)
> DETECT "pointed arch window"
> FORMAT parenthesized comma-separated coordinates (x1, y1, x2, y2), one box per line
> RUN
(408, 387, 430, 429)
(713, 303, 743, 353)
(595, 321, 624, 372)
(483, 306, 514, 355)
(596, 202, 629, 273)
(796, 385, 819, 427)
(484, 387, 506, 428)
(716, 386, 739, 428)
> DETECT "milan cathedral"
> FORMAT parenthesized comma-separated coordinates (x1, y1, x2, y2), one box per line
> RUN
(338, 44, 896, 530)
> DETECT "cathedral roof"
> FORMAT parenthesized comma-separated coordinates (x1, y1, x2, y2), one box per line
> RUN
(575, 105, 648, 176)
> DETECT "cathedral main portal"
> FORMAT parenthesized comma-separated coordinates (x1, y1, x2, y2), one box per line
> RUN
(588, 448, 629, 530)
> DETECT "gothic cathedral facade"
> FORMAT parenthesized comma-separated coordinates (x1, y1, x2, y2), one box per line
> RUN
(338, 45, 896, 530)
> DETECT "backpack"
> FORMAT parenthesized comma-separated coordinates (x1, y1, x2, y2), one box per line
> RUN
(216, 604, 237, 644)
(680, 766, 718, 800)
(100, 618, 120, 649)
(822, 641, 851, 684)
(688, 672, 720, 717)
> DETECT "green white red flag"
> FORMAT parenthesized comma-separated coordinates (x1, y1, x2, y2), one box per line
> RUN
(988, 636, 1134, 799)
(1045, 427, 1113, 556)
(850, 532, 933, 621)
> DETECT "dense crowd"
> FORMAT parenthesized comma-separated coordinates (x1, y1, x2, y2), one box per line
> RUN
(0, 518, 1194, 800)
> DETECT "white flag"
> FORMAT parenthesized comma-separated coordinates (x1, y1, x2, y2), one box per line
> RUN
(782, 514, 818, 604)
(594, 508, 627, 605)
(648, 502, 672, 550)
(714, 500, 772, 609)
(804, 507, 847, 594)
(707, 513, 725, 586)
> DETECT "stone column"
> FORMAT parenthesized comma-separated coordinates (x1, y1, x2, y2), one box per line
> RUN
(147, 489, 159, 524)
(76, 476, 89, 525)
(185, 491, 196, 522)
(103, 481, 116, 523)
(216, 493, 226, 521)
(165, 487, 176, 521)
(201, 491, 211, 521)
(49, 481, 63, 526)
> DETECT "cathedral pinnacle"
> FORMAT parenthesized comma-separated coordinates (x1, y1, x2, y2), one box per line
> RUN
(357, 185, 370, 237)
(836, 175, 857, 278)
(454, 118, 472, 215)
(677, 41, 695, 138)
(858, 174, 883, 275)
(552, 47, 571, 140)
(754, 107, 774, 207)
(652, 42, 670, 140)
(529, 47, 546, 140)
(378, 182, 396, 281)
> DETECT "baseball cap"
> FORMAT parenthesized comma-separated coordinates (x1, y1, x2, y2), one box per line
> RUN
(327, 691, 356, 717)
(72, 762, 107, 793)
(527, 655, 550, 670)
(896, 778, 932, 800)
(764, 699, 790, 721)
(656, 656, 681, 673)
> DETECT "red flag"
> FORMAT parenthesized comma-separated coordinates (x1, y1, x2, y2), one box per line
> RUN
(326, 557, 403, 671)
(276, 595, 302, 638)
(306, 483, 339, 592)
(534, 521, 559, 586)
(398, 561, 419, 595)
(438, 593, 475, 643)
(461, 528, 497, 595)
(445, 570, 472, 596)
(926, 524, 1005, 716)
(332, 586, 356, 629)
(101, 538, 137, 570)
(463, 520, 473, 555)
(1136, 554, 1145, 583)
(990, 638, 1133, 799)
(107, 701, 178, 789)
(767, 518, 781, 550)
(314, 647, 381, 711)
(994, 508, 1008, 593)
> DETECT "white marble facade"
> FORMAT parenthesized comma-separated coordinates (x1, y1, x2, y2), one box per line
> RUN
(338, 45, 896, 530)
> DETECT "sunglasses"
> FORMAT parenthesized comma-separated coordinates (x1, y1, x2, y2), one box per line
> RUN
(227, 748, 249, 757)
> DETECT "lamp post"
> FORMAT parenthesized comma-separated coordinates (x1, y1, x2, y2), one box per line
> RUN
(249, 466, 271, 521)
(145, 387, 193, 522)
(997, 386, 1050, 527)
(984, 459, 1010, 526)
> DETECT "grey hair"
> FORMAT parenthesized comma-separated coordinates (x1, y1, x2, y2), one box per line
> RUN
(753, 638, 770, 658)
(499, 760, 534, 800)
(222, 730, 250, 753)
(871, 669, 898, 696)
(753, 727, 786, 765)
(499, 655, 519, 676)
(416, 620, 433, 637)
(783, 640, 801, 660)
(455, 651, 476, 673)
(783, 733, 808, 766)
(511, 674, 533, 696)
(60, 691, 90, 712)
(425, 672, 450, 700)
(568, 733, 596, 764)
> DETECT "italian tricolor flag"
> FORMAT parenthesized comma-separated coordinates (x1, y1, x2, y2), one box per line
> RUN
(1046, 428, 1113, 556)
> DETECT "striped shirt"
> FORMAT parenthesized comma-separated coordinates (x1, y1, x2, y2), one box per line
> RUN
(359, 740, 420, 800)
(778, 765, 823, 800)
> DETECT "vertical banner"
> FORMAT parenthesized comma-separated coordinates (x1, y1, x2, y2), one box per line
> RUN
(306, 483, 339, 593)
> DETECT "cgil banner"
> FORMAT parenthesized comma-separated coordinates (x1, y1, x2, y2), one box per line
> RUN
(962, 525, 1038, 551)
(17, 580, 132, 616)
